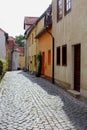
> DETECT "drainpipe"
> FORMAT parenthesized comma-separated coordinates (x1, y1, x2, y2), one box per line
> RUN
(52, 36, 54, 84)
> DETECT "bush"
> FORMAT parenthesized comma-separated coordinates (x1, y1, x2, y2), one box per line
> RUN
(36, 52, 42, 75)
(0, 59, 7, 75)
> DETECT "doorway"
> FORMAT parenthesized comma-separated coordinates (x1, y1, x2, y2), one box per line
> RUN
(74, 44, 81, 91)
(42, 52, 45, 75)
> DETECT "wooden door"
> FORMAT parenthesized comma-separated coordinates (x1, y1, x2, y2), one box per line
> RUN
(42, 52, 45, 75)
(74, 44, 81, 91)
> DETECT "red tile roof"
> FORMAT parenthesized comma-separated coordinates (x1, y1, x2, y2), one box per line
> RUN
(18, 46, 24, 56)
(24, 16, 38, 29)
(8, 36, 16, 49)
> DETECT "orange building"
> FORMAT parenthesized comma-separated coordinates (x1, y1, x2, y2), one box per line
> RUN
(35, 4, 52, 80)
(36, 28, 52, 79)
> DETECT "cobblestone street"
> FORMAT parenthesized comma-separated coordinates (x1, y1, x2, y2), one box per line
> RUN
(0, 71, 87, 130)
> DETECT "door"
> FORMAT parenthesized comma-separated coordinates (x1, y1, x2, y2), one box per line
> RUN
(42, 52, 45, 75)
(74, 44, 81, 91)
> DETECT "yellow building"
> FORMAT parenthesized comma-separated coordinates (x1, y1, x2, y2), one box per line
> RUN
(27, 26, 37, 73)
(52, 0, 87, 98)
(26, 5, 53, 80)
(18, 47, 25, 70)
(35, 5, 52, 80)
(24, 17, 38, 71)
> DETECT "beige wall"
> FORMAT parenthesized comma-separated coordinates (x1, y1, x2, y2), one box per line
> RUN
(52, 0, 87, 97)
(36, 17, 44, 35)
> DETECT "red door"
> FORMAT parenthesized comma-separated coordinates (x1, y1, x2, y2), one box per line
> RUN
(74, 44, 81, 91)
(42, 52, 45, 75)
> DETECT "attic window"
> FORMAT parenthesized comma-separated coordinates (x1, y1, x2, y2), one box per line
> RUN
(57, 0, 63, 21)
(65, 0, 71, 15)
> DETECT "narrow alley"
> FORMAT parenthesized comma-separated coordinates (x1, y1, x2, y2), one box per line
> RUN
(0, 71, 87, 130)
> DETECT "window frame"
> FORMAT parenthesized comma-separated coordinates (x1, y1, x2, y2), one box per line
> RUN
(48, 50, 51, 65)
(57, 0, 63, 22)
(64, 0, 71, 15)
(62, 45, 67, 66)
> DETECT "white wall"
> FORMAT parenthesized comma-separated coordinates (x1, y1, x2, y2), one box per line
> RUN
(12, 51, 20, 70)
(0, 30, 6, 59)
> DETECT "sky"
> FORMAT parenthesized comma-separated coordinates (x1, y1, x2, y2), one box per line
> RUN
(0, 0, 52, 37)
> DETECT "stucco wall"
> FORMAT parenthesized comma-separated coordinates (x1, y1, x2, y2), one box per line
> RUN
(12, 51, 20, 70)
(27, 27, 37, 72)
(38, 29, 52, 78)
(19, 56, 25, 69)
(36, 17, 44, 35)
(0, 30, 6, 59)
(52, 0, 87, 97)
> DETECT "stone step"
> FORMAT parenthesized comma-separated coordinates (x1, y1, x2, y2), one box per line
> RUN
(67, 89, 80, 98)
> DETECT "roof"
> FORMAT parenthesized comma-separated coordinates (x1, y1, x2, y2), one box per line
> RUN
(24, 17, 38, 29)
(25, 4, 52, 38)
(14, 47, 20, 53)
(18, 46, 24, 56)
(8, 36, 16, 49)
(0, 28, 6, 33)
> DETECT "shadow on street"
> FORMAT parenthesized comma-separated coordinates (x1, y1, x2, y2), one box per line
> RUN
(17, 71, 87, 130)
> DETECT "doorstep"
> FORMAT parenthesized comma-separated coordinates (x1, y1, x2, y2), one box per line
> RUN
(67, 89, 80, 98)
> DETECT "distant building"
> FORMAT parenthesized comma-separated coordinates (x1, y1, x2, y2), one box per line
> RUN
(18, 46, 25, 70)
(0, 28, 8, 59)
(12, 47, 20, 70)
(8, 36, 16, 70)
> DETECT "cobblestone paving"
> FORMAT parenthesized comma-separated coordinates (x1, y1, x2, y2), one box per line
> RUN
(0, 71, 87, 130)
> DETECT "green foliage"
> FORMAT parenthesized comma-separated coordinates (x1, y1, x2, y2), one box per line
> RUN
(15, 35, 24, 47)
(0, 59, 7, 75)
(36, 52, 42, 75)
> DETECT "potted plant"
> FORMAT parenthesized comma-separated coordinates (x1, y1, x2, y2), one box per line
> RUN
(36, 52, 42, 77)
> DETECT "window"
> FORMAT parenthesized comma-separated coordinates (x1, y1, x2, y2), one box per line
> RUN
(34, 55, 36, 66)
(32, 33, 33, 44)
(57, 0, 63, 21)
(65, 0, 71, 14)
(62, 45, 67, 66)
(48, 50, 51, 65)
(56, 47, 60, 65)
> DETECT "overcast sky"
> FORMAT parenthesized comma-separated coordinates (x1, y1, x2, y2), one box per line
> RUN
(0, 0, 52, 37)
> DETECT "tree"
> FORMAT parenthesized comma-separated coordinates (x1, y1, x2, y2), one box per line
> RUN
(15, 35, 24, 47)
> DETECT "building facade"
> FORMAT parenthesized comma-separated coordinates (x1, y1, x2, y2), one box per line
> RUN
(52, 0, 87, 97)
(8, 36, 16, 70)
(24, 17, 38, 71)
(35, 5, 52, 79)
(12, 49, 20, 70)
(0, 28, 7, 59)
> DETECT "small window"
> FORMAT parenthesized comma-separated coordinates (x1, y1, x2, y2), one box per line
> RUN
(62, 45, 67, 66)
(34, 55, 36, 66)
(48, 50, 51, 65)
(57, 0, 63, 21)
(56, 47, 60, 65)
(32, 33, 33, 44)
(65, 0, 71, 15)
